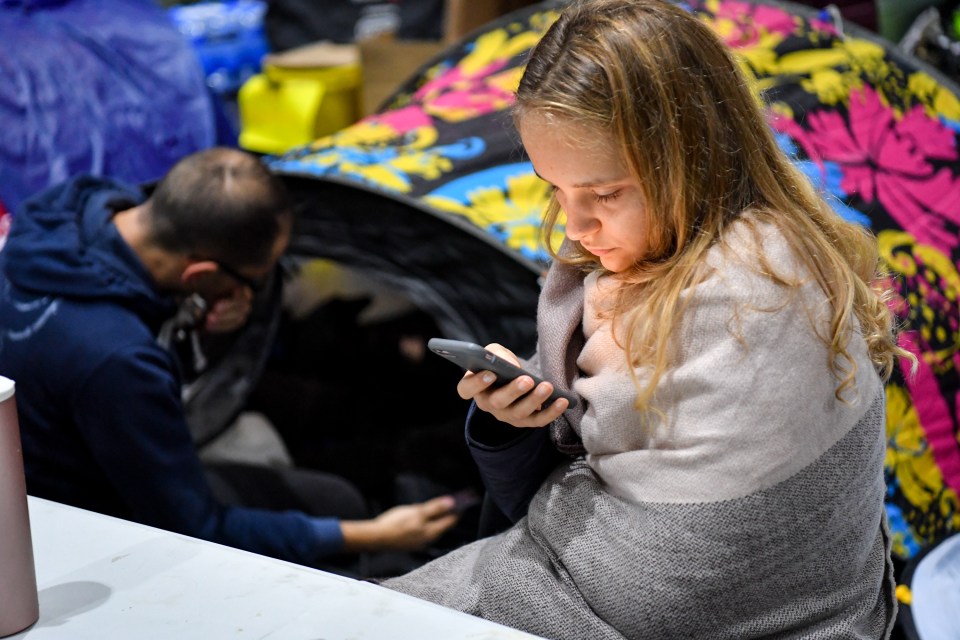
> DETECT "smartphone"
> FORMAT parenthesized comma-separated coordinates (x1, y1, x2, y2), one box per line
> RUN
(450, 487, 482, 514)
(427, 338, 578, 409)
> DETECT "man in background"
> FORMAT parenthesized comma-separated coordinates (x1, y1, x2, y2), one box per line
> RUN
(0, 147, 456, 572)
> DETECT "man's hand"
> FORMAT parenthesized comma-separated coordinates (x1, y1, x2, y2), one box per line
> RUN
(457, 343, 568, 429)
(340, 496, 458, 553)
(203, 286, 253, 333)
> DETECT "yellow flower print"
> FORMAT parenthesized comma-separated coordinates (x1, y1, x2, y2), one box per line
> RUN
(488, 67, 525, 96)
(281, 124, 484, 194)
(729, 31, 896, 110)
(908, 71, 960, 121)
(321, 121, 434, 148)
(390, 153, 454, 183)
(799, 68, 849, 106)
(460, 28, 543, 77)
(789, 40, 892, 107)
(528, 10, 559, 35)
(885, 383, 960, 550)
(886, 384, 941, 510)
(879, 230, 960, 370)
(423, 172, 560, 261)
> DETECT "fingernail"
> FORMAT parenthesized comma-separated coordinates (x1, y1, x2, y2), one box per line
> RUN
(482, 373, 495, 383)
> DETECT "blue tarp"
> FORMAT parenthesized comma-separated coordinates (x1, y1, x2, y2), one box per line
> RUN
(0, 0, 221, 211)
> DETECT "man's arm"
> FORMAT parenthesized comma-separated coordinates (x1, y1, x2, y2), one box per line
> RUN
(73, 344, 339, 564)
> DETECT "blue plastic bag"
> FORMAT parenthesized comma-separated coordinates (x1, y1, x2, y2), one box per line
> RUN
(169, 0, 268, 94)
(0, 0, 219, 211)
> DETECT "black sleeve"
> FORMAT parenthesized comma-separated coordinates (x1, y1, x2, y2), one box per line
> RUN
(465, 402, 566, 523)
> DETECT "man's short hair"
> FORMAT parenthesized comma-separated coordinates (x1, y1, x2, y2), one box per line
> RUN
(147, 147, 293, 268)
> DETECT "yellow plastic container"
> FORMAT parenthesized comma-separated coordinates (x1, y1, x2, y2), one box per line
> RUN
(238, 43, 362, 155)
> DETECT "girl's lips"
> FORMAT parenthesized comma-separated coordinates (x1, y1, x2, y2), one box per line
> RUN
(586, 247, 611, 256)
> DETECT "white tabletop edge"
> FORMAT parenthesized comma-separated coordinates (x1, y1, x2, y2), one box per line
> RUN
(14, 496, 544, 640)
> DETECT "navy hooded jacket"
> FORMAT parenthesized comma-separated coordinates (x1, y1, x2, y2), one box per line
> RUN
(0, 175, 342, 564)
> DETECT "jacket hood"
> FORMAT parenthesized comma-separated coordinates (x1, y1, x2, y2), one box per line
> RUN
(2, 175, 173, 320)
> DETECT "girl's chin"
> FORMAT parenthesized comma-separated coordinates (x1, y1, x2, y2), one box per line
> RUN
(598, 255, 624, 272)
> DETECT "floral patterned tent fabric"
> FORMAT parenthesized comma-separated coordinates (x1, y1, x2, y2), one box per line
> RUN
(267, 0, 960, 560)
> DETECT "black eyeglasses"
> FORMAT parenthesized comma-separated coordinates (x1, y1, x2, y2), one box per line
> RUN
(214, 260, 269, 293)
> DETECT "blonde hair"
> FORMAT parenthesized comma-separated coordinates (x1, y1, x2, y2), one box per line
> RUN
(515, 0, 909, 410)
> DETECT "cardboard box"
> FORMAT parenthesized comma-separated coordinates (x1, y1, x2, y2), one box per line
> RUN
(444, 0, 540, 43)
(443, 0, 502, 44)
(261, 41, 360, 70)
(359, 36, 446, 115)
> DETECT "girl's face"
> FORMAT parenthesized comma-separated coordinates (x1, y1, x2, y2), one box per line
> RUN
(520, 116, 648, 273)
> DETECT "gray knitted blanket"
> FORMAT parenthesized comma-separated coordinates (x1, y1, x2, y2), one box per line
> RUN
(386, 222, 896, 638)
(386, 395, 893, 639)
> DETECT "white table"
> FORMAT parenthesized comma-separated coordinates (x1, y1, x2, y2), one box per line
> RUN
(10, 497, 542, 639)
(910, 532, 960, 640)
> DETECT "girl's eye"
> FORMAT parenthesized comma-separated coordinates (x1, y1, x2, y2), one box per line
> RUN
(594, 190, 622, 203)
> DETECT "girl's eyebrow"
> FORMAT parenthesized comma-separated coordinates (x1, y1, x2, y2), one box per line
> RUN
(573, 179, 623, 188)
(532, 169, 625, 189)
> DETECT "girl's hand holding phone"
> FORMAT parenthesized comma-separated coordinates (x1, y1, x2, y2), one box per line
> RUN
(456, 343, 570, 429)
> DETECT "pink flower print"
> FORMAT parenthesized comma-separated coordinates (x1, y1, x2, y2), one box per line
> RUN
(807, 16, 840, 36)
(413, 62, 515, 122)
(414, 59, 506, 102)
(709, 2, 799, 48)
(424, 83, 516, 122)
(801, 86, 960, 253)
(366, 106, 433, 135)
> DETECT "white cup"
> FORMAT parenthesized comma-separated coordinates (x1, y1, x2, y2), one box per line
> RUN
(0, 377, 39, 637)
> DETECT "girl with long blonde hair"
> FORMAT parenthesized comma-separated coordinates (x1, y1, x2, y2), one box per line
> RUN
(387, 2, 906, 637)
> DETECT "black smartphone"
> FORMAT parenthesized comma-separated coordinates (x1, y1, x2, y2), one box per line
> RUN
(450, 487, 482, 514)
(427, 338, 578, 409)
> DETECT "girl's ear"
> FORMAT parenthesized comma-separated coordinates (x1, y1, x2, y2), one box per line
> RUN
(180, 260, 219, 287)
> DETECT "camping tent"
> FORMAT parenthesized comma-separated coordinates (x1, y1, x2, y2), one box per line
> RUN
(261, 0, 960, 562)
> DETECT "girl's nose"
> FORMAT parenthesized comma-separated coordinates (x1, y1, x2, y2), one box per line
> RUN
(563, 202, 600, 241)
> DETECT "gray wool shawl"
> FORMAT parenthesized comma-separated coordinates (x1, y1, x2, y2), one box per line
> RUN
(385, 221, 897, 639)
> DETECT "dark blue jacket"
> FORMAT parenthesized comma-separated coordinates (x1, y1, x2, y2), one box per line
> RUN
(0, 176, 342, 564)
